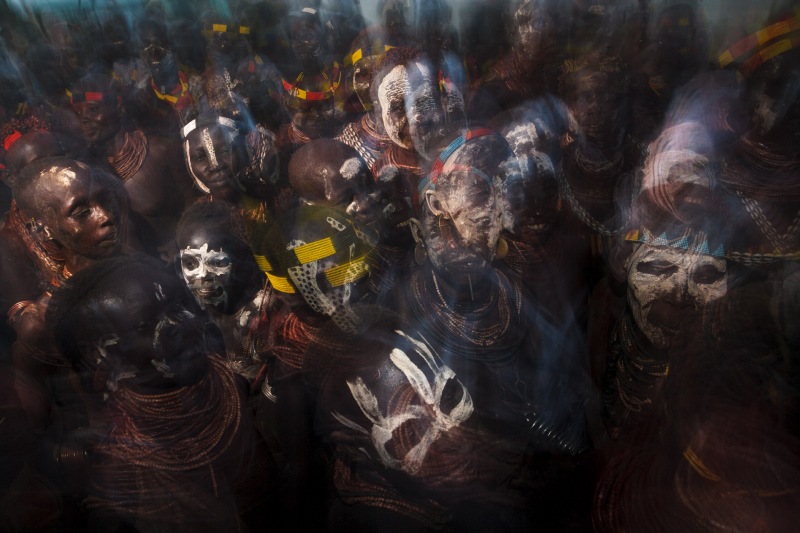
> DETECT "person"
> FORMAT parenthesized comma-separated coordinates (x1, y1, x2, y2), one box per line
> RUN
(128, 16, 196, 130)
(594, 270, 800, 532)
(288, 138, 414, 299)
(601, 133, 729, 438)
(469, 0, 564, 120)
(335, 27, 401, 171)
(180, 110, 283, 220)
(175, 200, 274, 385)
(276, 7, 343, 152)
(69, 71, 195, 257)
(50, 255, 273, 532)
(369, 46, 467, 214)
(6, 157, 129, 527)
(10, 157, 126, 420)
(249, 204, 377, 530)
(718, 23, 800, 261)
(317, 129, 591, 530)
(194, 13, 286, 130)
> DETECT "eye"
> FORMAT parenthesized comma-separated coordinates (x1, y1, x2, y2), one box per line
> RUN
(70, 206, 90, 219)
(692, 265, 725, 285)
(636, 260, 679, 276)
(208, 256, 231, 269)
(181, 256, 200, 271)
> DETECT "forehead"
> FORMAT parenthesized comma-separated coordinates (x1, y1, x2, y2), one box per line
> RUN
(629, 244, 725, 269)
(187, 124, 234, 148)
(179, 225, 238, 252)
(37, 164, 92, 197)
(380, 65, 410, 96)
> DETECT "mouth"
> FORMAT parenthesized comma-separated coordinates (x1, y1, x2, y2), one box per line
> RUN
(80, 126, 99, 139)
(97, 229, 119, 246)
(195, 285, 225, 301)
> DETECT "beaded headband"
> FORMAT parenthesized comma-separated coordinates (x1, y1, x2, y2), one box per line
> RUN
(65, 90, 104, 105)
(625, 228, 725, 258)
(282, 62, 342, 101)
(181, 116, 238, 139)
(719, 9, 800, 77)
(415, 127, 498, 207)
(3, 130, 22, 151)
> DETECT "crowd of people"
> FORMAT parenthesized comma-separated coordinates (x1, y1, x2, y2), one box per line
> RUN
(0, 0, 798, 531)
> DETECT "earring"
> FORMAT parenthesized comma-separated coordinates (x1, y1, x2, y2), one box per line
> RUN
(414, 242, 427, 265)
(496, 236, 508, 260)
(42, 225, 54, 240)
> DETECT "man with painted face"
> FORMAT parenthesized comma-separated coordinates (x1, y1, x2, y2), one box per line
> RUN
(392, 130, 591, 529)
(181, 110, 282, 216)
(50, 255, 273, 532)
(176, 201, 274, 385)
(371, 48, 466, 184)
(603, 218, 728, 439)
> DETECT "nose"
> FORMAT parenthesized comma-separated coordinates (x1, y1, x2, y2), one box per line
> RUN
(93, 205, 116, 227)
(663, 270, 690, 306)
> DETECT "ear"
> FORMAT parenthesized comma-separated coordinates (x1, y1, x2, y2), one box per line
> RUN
(408, 217, 424, 245)
(424, 190, 448, 218)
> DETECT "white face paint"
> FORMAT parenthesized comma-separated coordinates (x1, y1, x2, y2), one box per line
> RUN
(285, 239, 361, 334)
(378, 65, 413, 150)
(179, 243, 233, 309)
(202, 128, 219, 169)
(627, 244, 727, 349)
(331, 329, 473, 474)
(426, 162, 504, 275)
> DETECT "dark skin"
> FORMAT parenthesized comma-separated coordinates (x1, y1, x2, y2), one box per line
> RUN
(12, 163, 124, 427)
(184, 124, 245, 203)
(71, 95, 195, 254)
(80, 270, 219, 394)
(177, 224, 262, 315)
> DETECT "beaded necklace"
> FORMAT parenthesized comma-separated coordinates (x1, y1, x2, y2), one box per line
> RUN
(104, 355, 241, 474)
(108, 129, 148, 182)
(409, 267, 524, 362)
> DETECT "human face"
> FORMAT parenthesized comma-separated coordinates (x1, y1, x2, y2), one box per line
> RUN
(406, 69, 448, 161)
(184, 124, 242, 199)
(514, 1, 556, 59)
(288, 97, 336, 139)
(178, 227, 238, 312)
(507, 163, 559, 236)
(426, 172, 503, 276)
(72, 99, 120, 146)
(627, 244, 727, 349)
(353, 55, 381, 110)
(379, 65, 413, 150)
(566, 72, 624, 143)
(291, 17, 323, 64)
(745, 58, 800, 138)
(38, 164, 121, 260)
(86, 269, 219, 392)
